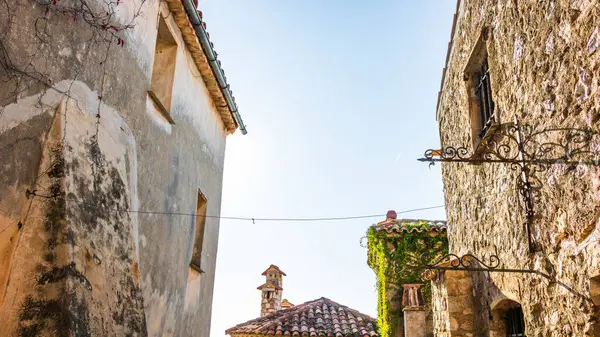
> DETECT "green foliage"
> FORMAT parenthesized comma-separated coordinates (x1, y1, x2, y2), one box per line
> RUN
(367, 222, 448, 337)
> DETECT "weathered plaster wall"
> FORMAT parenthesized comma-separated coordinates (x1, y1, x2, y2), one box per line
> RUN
(0, 0, 229, 336)
(0, 81, 146, 336)
(435, 0, 600, 336)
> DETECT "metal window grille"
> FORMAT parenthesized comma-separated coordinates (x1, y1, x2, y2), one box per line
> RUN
(505, 306, 526, 337)
(475, 59, 495, 138)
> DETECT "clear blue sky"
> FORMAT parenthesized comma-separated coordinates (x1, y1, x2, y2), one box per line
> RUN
(199, 2, 457, 336)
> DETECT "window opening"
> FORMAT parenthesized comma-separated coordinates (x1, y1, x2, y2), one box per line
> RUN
(475, 59, 495, 139)
(505, 305, 526, 337)
(190, 190, 207, 271)
(149, 15, 177, 122)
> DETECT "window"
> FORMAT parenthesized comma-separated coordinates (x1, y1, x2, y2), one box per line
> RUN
(505, 305, 526, 337)
(475, 59, 495, 138)
(148, 16, 177, 123)
(464, 28, 497, 149)
(491, 299, 527, 337)
(184, 190, 207, 309)
(190, 190, 207, 271)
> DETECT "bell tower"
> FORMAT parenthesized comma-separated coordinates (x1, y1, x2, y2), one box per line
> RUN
(257, 265, 286, 317)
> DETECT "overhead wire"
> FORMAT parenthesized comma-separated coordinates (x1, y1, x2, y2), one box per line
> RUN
(24, 190, 444, 223)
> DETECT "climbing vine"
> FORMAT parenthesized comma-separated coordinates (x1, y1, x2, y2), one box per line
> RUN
(367, 222, 448, 337)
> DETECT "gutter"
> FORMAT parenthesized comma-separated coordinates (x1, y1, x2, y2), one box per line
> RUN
(181, 0, 248, 135)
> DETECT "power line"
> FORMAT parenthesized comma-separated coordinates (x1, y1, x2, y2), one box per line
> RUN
(25, 190, 444, 222)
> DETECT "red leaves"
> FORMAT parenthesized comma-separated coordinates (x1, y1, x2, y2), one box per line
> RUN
(116, 37, 125, 47)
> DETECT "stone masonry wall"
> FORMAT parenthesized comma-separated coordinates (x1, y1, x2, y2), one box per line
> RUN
(436, 0, 600, 336)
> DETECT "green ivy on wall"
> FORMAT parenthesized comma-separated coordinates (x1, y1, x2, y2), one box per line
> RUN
(367, 222, 448, 337)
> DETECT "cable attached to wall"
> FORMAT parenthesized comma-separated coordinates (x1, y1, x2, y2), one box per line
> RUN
(23, 189, 444, 223)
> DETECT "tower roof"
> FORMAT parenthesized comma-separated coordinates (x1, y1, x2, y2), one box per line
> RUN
(257, 281, 283, 291)
(261, 264, 287, 276)
(226, 297, 378, 337)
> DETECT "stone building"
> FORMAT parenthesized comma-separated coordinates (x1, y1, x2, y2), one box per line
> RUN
(425, 0, 600, 336)
(367, 211, 448, 337)
(226, 266, 379, 337)
(257, 264, 286, 317)
(0, 0, 244, 336)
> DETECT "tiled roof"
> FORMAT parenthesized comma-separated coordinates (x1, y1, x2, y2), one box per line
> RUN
(164, 0, 242, 134)
(262, 264, 287, 276)
(225, 297, 378, 337)
(257, 281, 283, 291)
(372, 218, 447, 235)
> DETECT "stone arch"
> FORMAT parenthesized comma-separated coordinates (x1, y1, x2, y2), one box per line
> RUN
(489, 298, 526, 337)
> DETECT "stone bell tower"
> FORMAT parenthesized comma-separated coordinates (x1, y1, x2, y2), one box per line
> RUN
(257, 265, 286, 317)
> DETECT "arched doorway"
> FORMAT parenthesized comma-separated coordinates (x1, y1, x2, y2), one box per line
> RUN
(490, 299, 526, 337)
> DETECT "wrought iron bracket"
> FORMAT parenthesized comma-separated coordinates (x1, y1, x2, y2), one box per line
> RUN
(418, 117, 600, 252)
(403, 253, 593, 304)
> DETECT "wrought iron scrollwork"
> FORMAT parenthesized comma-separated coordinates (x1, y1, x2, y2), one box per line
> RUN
(420, 252, 500, 270)
(419, 124, 600, 166)
(359, 236, 368, 248)
(418, 118, 600, 252)
(401, 253, 592, 303)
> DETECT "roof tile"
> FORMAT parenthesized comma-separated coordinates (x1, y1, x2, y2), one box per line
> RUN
(225, 298, 378, 337)
(373, 218, 447, 235)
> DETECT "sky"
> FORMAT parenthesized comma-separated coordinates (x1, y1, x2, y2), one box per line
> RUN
(198, 2, 458, 337)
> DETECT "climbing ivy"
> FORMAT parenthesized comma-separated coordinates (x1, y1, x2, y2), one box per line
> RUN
(367, 222, 448, 337)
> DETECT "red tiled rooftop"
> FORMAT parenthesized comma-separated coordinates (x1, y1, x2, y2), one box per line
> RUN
(373, 218, 447, 235)
(257, 281, 283, 291)
(225, 297, 378, 337)
(262, 264, 287, 276)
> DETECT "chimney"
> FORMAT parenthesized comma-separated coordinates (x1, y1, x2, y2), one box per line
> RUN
(280, 299, 294, 310)
(402, 284, 427, 337)
(257, 265, 286, 317)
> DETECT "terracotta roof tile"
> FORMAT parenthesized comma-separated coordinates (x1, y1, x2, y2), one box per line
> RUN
(225, 298, 378, 337)
(257, 281, 283, 291)
(372, 218, 447, 235)
(262, 264, 287, 276)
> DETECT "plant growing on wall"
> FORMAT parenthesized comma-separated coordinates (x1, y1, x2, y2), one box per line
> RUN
(0, 0, 147, 198)
(0, 0, 146, 135)
(367, 221, 448, 337)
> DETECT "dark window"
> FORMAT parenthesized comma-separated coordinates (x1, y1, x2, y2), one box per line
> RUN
(190, 190, 207, 271)
(505, 305, 526, 337)
(475, 59, 495, 138)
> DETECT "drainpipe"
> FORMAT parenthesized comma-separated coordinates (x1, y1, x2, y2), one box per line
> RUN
(181, 0, 248, 135)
